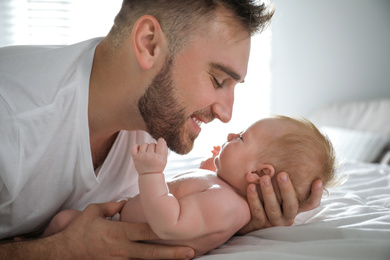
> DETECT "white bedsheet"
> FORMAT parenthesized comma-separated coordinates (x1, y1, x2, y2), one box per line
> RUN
(166, 157, 390, 259)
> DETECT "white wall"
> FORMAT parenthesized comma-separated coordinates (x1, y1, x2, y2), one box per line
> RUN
(270, 0, 390, 117)
(0, 0, 122, 47)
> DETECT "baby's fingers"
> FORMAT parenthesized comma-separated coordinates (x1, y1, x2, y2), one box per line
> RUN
(156, 138, 168, 156)
(130, 144, 140, 157)
(211, 146, 221, 156)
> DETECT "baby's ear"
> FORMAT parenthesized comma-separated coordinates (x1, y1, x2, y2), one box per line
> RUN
(259, 164, 275, 178)
(245, 164, 275, 184)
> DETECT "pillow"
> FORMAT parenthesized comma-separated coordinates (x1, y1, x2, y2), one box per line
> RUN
(309, 99, 390, 138)
(321, 126, 390, 163)
(380, 151, 390, 165)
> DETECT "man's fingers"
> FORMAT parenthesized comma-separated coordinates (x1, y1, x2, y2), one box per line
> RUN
(117, 222, 195, 259)
(120, 241, 194, 260)
(59, 202, 194, 260)
(85, 201, 126, 218)
(246, 184, 266, 221)
(276, 172, 298, 225)
(298, 178, 323, 213)
(238, 184, 269, 234)
(260, 175, 284, 225)
(239, 173, 322, 234)
(121, 222, 160, 241)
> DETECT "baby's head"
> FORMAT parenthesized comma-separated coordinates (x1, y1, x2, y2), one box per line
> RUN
(257, 115, 336, 205)
(215, 115, 336, 204)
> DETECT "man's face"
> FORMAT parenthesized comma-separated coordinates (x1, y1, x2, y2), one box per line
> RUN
(138, 56, 198, 154)
(139, 14, 251, 154)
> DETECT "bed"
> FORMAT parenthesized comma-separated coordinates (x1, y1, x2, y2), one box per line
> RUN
(165, 98, 390, 260)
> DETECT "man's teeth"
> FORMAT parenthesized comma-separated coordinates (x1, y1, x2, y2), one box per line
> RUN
(192, 116, 202, 127)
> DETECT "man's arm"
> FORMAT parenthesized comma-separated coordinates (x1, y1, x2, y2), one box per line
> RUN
(238, 172, 323, 234)
(0, 201, 194, 260)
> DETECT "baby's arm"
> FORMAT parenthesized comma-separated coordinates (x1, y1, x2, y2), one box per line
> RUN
(131, 138, 183, 239)
(131, 139, 248, 240)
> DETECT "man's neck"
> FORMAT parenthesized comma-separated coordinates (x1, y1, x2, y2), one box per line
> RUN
(90, 131, 119, 171)
(87, 39, 148, 170)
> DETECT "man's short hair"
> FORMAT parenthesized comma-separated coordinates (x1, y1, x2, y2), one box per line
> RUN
(108, 0, 275, 54)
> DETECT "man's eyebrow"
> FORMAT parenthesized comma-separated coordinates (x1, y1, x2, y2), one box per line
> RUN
(210, 62, 244, 83)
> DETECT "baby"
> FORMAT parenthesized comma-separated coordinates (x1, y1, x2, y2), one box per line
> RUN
(43, 115, 336, 257)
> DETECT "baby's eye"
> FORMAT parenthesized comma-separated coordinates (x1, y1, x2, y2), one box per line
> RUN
(239, 133, 243, 140)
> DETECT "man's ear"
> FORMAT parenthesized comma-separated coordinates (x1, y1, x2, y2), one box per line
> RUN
(132, 15, 167, 70)
(246, 163, 275, 184)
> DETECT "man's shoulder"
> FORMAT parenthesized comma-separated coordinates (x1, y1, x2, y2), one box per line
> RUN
(0, 38, 103, 60)
(0, 44, 58, 58)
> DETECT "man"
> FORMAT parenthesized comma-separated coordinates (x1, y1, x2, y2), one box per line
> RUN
(0, 0, 323, 259)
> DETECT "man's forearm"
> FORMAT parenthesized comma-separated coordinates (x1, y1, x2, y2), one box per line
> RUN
(0, 235, 68, 260)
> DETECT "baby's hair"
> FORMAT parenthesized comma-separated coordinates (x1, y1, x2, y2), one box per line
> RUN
(260, 115, 337, 204)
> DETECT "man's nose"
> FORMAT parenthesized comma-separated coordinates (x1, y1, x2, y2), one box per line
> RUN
(212, 88, 234, 123)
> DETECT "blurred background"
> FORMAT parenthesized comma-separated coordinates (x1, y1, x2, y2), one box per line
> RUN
(1, 0, 389, 158)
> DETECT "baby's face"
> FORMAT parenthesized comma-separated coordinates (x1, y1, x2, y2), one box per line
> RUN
(214, 119, 276, 196)
(214, 118, 314, 204)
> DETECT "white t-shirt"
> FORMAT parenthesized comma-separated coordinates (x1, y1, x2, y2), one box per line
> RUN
(0, 38, 154, 239)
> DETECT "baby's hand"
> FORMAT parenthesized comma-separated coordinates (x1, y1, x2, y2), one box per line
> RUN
(211, 146, 221, 157)
(199, 146, 221, 171)
(131, 138, 168, 175)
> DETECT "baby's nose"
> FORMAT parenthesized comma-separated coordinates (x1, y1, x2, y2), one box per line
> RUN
(227, 133, 240, 141)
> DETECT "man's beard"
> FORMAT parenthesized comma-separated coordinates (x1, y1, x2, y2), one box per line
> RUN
(138, 57, 197, 154)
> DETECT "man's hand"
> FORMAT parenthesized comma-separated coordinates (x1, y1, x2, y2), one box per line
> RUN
(0, 201, 194, 260)
(238, 172, 323, 234)
(131, 138, 168, 175)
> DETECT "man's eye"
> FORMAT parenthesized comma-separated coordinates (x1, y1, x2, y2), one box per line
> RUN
(212, 76, 223, 89)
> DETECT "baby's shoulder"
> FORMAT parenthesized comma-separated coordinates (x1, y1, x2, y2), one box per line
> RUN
(167, 169, 227, 197)
(168, 169, 217, 180)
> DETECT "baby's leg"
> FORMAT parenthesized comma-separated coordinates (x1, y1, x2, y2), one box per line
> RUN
(42, 209, 81, 237)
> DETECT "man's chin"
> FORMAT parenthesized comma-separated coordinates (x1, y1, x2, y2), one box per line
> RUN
(168, 136, 197, 155)
(169, 142, 194, 155)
